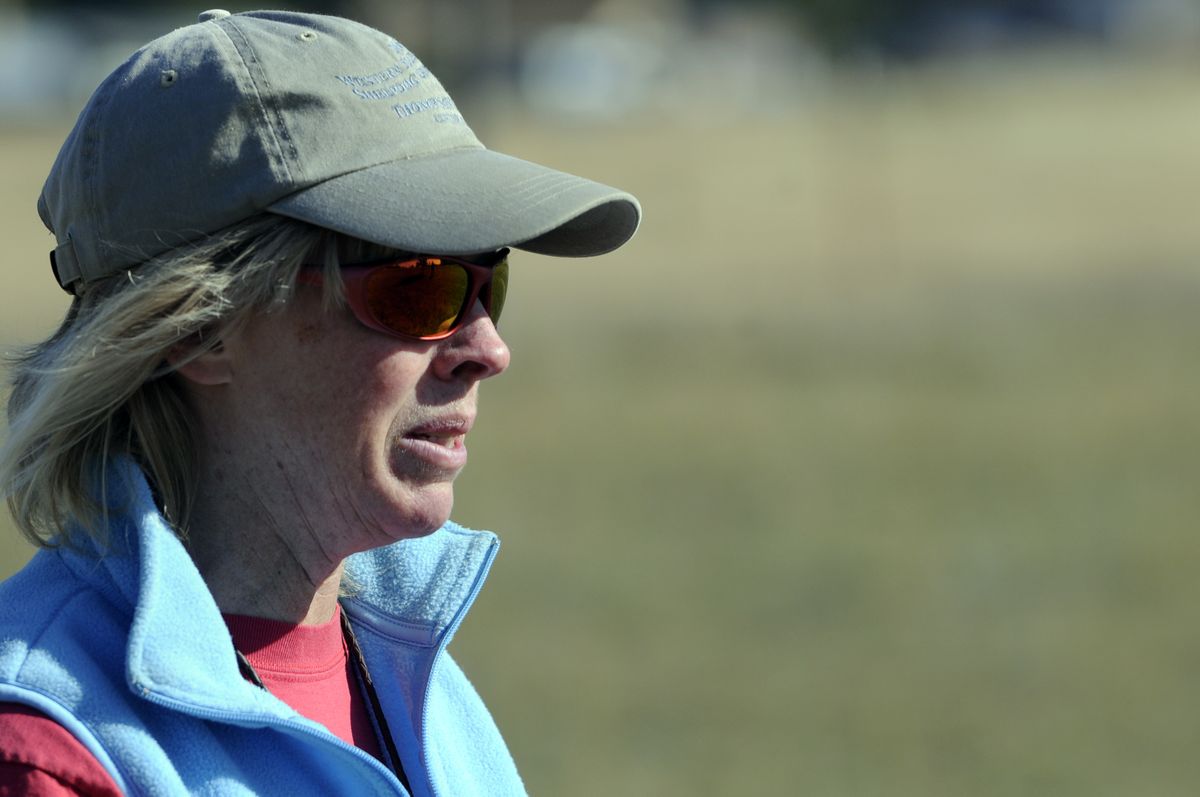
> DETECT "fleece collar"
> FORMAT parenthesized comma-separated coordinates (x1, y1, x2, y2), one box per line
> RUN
(59, 458, 498, 718)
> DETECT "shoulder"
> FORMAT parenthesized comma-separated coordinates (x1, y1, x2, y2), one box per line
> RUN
(0, 551, 132, 776)
(0, 703, 121, 796)
(0, 550, 127, 687)
(0, 547, 106, 636)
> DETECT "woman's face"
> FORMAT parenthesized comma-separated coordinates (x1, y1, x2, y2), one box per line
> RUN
(185, 278, 510, 564)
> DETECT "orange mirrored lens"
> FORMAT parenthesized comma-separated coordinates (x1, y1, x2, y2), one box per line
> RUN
(365, 262, 469, 338)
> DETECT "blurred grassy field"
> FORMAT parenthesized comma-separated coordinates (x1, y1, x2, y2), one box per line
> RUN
(4, 49, 1200, 795)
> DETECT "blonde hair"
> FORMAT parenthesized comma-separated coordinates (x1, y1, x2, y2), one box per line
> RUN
(1, 214, 393, 550)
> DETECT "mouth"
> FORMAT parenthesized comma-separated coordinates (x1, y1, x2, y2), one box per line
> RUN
(408, 430, 466, 449)
(398, 416, 473, 472)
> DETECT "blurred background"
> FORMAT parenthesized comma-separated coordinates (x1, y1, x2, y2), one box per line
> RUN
(3, 0, 1200, 794)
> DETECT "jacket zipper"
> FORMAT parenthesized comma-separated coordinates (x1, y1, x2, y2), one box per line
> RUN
(416, 538, 500, 797)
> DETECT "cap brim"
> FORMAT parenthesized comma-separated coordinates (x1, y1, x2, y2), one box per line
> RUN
(268, 148, 641, 257)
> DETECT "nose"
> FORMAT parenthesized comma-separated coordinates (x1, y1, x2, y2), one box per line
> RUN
(432, 299, 511, 382)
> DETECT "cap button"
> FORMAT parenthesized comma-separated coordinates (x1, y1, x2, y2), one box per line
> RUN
(197, 9, 232, 22)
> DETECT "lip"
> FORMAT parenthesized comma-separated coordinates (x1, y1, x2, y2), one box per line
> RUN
(398, 415, 473, 471)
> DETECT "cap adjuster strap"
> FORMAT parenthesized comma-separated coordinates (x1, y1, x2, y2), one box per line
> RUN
(50, 238, 83, 295)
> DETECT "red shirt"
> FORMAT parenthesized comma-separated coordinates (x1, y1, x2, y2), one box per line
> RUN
(0, 605, 382, 795)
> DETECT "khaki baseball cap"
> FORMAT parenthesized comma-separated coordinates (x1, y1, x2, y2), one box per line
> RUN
(39, 9, 642, 294)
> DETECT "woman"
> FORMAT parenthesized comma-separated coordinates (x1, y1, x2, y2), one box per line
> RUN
(0, 10, 639, 795)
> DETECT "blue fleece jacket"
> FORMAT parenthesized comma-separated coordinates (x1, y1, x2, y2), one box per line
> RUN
(0, 460, 526, 796)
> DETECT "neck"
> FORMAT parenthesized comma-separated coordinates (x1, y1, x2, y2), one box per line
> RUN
(184, 477, 349, 626)
(189, 534, 346, 626)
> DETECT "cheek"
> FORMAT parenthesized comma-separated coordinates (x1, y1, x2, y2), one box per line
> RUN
(303, 350, 430, 457)
(232, 305, 431, 468)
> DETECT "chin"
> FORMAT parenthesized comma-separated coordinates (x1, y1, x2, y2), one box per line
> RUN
(381, 484, 456, 541)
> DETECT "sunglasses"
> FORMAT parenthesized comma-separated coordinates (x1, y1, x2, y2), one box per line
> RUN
(297, 248, 509, 341)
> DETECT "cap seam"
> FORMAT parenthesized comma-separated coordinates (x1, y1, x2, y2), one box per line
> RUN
(78, 64, 123, 279)
(215, 18, 300, 187)
(361, 140, 486, 168)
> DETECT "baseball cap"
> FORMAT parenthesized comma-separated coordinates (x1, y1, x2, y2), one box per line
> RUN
(38, 9, 642, 295)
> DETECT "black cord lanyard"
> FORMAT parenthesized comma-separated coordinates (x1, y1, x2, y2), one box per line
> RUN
(341, 610, 413, 793)
(234, 615, 413, 793)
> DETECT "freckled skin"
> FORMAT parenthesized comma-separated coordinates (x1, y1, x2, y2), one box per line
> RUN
(178, 286, 510, 623)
